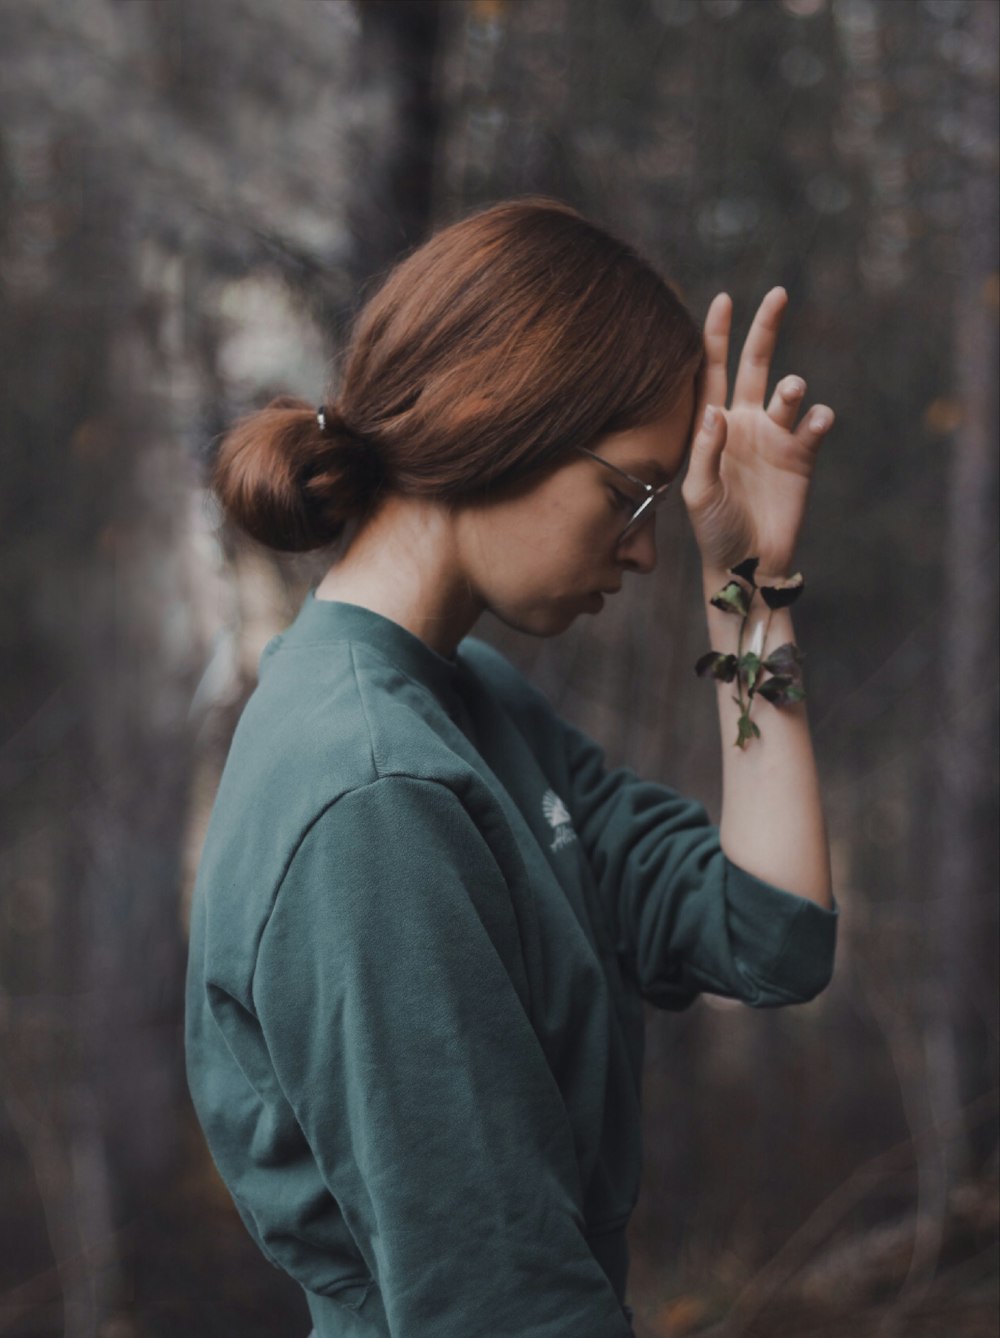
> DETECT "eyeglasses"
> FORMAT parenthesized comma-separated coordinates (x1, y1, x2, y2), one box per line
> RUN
(576, 446, 674, 543)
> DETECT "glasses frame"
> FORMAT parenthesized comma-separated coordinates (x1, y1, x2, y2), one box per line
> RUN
(576, 446, 674, 543)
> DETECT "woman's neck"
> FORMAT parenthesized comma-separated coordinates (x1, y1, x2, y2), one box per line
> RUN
(314, 496, 484, 658)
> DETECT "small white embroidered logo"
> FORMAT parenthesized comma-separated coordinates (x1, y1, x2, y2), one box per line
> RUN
(542, 788, 577, 852)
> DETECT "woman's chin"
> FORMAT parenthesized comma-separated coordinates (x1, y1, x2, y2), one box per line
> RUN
(489, 596, 591, 639)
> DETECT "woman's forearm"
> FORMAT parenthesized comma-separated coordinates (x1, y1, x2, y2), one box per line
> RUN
(702, 565, 833, 909)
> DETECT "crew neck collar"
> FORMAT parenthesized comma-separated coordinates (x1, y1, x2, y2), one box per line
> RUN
(282, 590, 462, 703)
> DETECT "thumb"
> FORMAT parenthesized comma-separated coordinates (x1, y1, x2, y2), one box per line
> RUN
(684, 404, 727, 498)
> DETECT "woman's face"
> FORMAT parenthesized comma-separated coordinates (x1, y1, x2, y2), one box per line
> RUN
(454, 379, 697, 637)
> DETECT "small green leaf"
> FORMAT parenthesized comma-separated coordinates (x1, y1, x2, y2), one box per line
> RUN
(735, 712, 761, 749)
(760, 573, 805, 609)
(695, 651, 739, 682)
(762, 641, 804, 680)
(710, 580, 751, 616)
(757, 676, 807, 707)
(738, 651, 761, 688)
(730, 556, 759, 587)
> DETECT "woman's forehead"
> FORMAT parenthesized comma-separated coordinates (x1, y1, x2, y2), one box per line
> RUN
(596, 385, 696, 479)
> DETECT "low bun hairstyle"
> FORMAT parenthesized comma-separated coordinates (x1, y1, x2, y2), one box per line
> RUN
(212, 197, 704, 552)
(214, 396, 379, 552)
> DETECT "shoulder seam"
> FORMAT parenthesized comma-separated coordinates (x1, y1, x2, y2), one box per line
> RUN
(248, 775, 491, 1005)
(349, 641, 381, 780)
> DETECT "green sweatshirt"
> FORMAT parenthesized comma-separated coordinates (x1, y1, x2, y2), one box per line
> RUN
(185, 593, 837, 1338)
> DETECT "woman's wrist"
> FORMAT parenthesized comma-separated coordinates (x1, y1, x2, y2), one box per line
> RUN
(696, 556, 807, 748)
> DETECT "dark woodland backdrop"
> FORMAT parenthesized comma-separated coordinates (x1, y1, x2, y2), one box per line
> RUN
(1, 1, 997, 1336)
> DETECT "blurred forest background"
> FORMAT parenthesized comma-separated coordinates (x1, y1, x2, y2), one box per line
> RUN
(1, 1, 997, 1336)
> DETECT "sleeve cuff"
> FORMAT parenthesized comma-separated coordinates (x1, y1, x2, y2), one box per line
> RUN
(724, 858, 839, 1005)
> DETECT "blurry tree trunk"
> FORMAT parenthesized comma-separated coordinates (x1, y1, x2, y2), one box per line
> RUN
(346, 0, 444, 295)
(929, 0, 1000, 1190)
(1, 105, 210, 1338)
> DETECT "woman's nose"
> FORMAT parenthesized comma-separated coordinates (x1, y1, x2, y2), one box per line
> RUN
(617, 519, 658, 574)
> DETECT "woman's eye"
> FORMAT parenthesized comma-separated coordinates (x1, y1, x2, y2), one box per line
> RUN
(608, 486, 635, 516)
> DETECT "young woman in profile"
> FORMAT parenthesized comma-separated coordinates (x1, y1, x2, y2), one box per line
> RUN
(185, 198, 838, 1338)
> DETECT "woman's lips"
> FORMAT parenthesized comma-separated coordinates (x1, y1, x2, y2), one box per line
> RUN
(583, 586, 619, 611)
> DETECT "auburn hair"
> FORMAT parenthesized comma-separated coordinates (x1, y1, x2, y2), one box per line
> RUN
(213, 198, 703, 552)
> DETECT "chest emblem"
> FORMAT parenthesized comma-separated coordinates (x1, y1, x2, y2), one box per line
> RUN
(542, 788, 578, 852)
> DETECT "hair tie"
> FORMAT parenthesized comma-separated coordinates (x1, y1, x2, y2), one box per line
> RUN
(313, 403, 381, 494)
(316, 404, 371, 454)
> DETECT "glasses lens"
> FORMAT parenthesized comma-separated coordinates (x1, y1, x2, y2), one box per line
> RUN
(620, 488, 669, 542)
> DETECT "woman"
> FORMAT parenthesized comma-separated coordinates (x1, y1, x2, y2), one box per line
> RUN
(185, 198, 838, 1338)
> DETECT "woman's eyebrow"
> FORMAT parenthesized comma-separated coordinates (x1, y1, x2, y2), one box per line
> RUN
(626, 458, 671, 487)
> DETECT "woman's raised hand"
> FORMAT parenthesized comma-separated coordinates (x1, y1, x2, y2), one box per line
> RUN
(681, 288, 834, 579)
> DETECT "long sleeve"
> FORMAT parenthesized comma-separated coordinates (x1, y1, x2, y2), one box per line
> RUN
(561, 718, 838, 1011)
(251, 775, 634, 1338)
(458, 639, 837, 1013)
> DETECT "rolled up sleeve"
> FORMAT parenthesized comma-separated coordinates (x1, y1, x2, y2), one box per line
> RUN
(563, 721, 838, 1010)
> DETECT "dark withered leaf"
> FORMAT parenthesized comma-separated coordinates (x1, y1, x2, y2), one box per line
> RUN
(762, 641, 804, 679)
(710, 580, 751, 616)
(735, 713, 761, 749)
(760, 573, 805, 609)
(757, 675, 807, 707)
(695, 651, 738, 682)
(730, 556, 759, 587)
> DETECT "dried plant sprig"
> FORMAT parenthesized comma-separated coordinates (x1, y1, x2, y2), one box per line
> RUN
(695, 558, 807, 748)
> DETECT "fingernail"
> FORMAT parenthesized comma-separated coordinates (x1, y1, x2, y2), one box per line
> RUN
(785, 378, 805, 398)
(703, 405, 717, 430)
(810, 408, 832, 430)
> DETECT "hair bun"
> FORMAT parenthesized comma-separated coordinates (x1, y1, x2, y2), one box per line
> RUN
(212, 395, 381, 552)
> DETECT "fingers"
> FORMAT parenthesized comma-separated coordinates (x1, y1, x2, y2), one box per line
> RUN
(794, 403, 835, 454)
(684, 403, 728, 497)
(766, 375, 807, 429)
(732, 286, 787, 407)
(700, 292, 732, 411)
